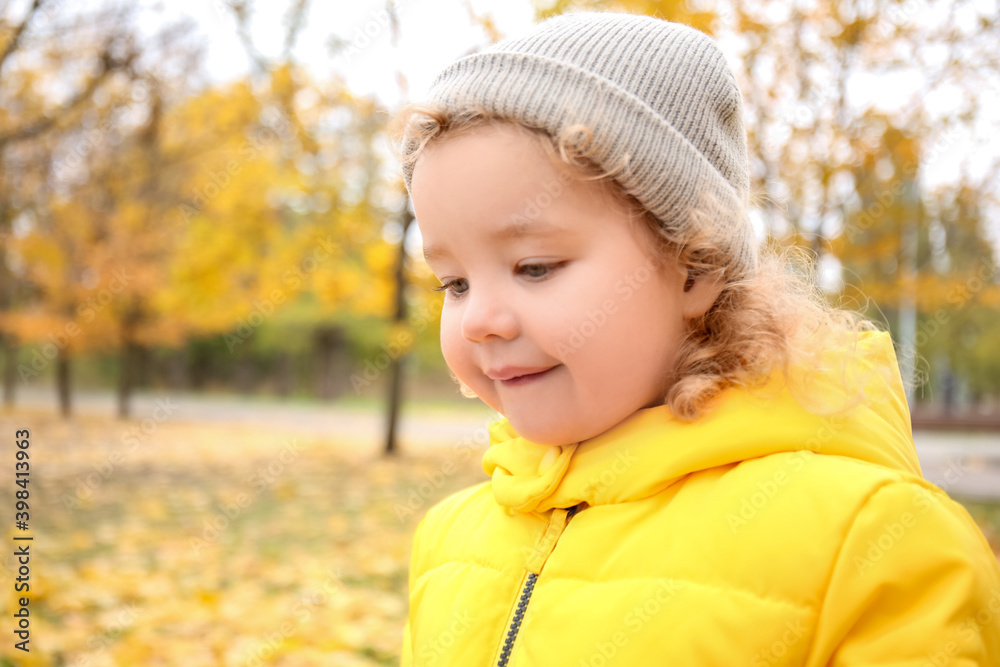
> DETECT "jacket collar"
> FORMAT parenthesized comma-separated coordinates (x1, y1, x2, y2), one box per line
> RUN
(482, 331, 921, 514)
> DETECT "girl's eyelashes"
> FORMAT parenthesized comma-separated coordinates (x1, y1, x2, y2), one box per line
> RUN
(431, 261, 566, 297)
(432, 277, 469, 297)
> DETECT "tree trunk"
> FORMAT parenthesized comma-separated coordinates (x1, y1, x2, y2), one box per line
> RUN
(135, 345, 151, 388)
(56, 348, 71, 419)
(385, 350, 405, 456)
(189, 344, 208, 390)
(234, 355, 256, 395)
(168, 348, 188, 390)
(118, 341, 137, 419)
(313, 326, 347, 400)
(384, 208, 415, 456)
(1, 253, 18, 407)
(117, 307, 142, 420)
(2, 333, 16, 407)
(274, 351, 293, 397)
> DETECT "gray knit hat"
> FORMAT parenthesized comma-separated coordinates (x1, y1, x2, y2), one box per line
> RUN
(401, 11, 757, 277)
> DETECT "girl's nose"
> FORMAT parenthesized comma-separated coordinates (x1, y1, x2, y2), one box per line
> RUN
(460, 285, 519, 342)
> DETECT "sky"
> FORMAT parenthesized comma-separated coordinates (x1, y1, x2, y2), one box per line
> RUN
(143, 0, 539, 108)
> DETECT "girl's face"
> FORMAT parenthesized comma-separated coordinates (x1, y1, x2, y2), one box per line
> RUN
(411, 123, 711, 445)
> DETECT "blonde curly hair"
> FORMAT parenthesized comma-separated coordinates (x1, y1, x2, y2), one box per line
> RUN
(390, 103, 887, 421)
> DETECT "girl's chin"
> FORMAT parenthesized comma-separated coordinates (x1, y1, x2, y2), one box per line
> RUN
(503, 413, 588, 446)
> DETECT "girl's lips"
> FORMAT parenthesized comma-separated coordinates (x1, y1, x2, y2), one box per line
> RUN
(493, 366, 559, 386)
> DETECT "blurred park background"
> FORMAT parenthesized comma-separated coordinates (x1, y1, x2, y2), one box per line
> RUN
(1, 0, 999, 664)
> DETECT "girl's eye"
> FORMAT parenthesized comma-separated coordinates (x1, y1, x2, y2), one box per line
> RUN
(432, 278, 469, 297)
(517, 262, 564, 279)
(432, 263, 563, 297)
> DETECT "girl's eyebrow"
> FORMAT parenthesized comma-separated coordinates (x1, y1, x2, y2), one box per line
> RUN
(422, 219, 566, 265)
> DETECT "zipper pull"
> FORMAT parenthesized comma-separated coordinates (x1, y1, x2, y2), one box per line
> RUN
(524, 503, 583, 574)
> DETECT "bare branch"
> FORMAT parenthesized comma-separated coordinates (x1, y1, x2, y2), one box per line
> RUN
(228, 0, 269, 75)
(0, 0, 44, 77)
(282, 0, 309, 60)
(0, 41, 137, 150)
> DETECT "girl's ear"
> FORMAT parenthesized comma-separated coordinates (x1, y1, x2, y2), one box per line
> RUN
(680, 268, 725, 319)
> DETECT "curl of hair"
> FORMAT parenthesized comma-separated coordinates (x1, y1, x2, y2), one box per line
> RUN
(390, 103, 892, 421)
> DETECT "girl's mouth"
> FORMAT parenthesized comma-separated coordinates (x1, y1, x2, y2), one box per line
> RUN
(491, 365, 560, 386)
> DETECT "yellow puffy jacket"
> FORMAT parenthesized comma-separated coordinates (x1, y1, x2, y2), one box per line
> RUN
(402, 332, 1000, 666)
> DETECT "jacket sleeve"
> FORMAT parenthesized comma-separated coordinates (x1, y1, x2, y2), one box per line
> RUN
(401, 619, 412, 667)
(806, 481, 1000, 666)
(400, 513, 429, 667)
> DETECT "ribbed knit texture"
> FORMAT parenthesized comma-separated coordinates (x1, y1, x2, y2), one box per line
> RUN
(401, 11, 758, 277)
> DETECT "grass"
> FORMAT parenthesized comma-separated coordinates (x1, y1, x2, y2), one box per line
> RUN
(0, 411, 485, 666)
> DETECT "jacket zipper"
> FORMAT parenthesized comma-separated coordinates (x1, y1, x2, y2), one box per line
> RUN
(495, 504, 582, 667)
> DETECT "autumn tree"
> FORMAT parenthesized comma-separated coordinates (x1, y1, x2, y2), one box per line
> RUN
(218, 1, 410, 437)
(1, 2, 206, 417)
(0, 0, 145, 412)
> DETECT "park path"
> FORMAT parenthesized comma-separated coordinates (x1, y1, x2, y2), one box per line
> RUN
(9, 387, 1000, 500)
(10, 386, 497, 450)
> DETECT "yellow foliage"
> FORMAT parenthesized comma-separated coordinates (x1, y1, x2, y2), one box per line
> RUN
(0, 411, 492, 666)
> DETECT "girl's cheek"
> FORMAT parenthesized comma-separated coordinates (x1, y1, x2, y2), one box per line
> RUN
(439, 321, 468, 374)
(437, 304, 457, 337)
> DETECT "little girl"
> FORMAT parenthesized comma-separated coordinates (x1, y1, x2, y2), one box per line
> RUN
(391, 11, 1000, 666)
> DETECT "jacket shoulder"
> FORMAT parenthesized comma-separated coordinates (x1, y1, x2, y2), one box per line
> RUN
(803, 475, 1000, 664)
(409, 481, 494, 578)
(665, 451, 974, 608)
(420, 480, 493, 539)
(725, 449, 938, 517)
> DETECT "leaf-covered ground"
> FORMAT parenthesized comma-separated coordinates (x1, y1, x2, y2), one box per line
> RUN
(0, 409, 486, 666)
(0, 409, 997, 666)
